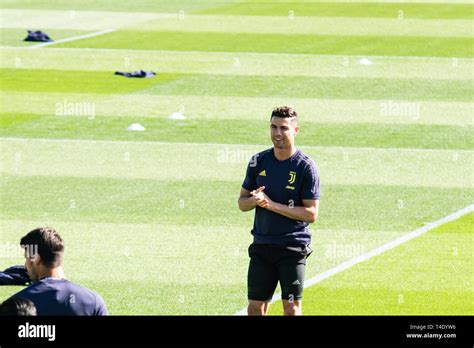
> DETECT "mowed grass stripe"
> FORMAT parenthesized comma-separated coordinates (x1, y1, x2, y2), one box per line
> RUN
(2, 10, 471, 37)
(1, 114, 472, 150)
(128, 16, 473, 38)
(52, 30, 473, 57)
(2, 138, 472, 188)
(0, 0, 234, 14)
(2, 0, 471, 18)
(1, 175, 472, 232)
(270, 214, 474, 315)
(199, 1, 474, 19)
(0, 69, 162, 94)
(2, 69, 472, 101)
(3, 48, 472, 81)
(2, 92, 472, 126)
(0, 10, 172, 31)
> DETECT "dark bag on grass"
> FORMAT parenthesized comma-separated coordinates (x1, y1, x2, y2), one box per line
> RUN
(115, 70, 156, 78)
(24, 30, 53, 42)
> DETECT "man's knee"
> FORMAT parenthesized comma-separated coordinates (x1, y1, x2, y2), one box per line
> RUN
(283, 300, 302, 316)
(248, 300, 268, 316)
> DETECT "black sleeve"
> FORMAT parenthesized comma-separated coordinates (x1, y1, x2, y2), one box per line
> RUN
(301, 162, 320, 200)
(242, 155, 259, 192)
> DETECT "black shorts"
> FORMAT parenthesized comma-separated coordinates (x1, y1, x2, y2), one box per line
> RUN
(247, 243, 312, 302)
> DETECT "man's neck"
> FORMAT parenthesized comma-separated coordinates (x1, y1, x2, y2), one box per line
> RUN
(273, 146, 297, 161)
(38, 266, 65, 280)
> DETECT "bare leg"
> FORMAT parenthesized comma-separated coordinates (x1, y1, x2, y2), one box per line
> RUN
(282, 299, 302, 316)
(248, 300, 271, 316)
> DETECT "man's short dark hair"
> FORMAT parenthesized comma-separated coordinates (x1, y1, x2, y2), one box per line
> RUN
(271, 106, 297, 119)
(271, 106, 298, 123)
(20, 227, 64, 268)
(0, 297, 37, 316)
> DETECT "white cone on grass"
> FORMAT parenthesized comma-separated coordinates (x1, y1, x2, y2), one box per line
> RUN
(168, 112, 186, 120)
(127, 123, 146, 131)
(358, 58, 372, 65)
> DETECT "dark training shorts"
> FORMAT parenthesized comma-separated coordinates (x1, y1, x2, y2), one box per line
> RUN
(247, 243, 312, 302)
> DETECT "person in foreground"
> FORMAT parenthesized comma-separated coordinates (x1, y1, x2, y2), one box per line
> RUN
(9, 227, 107, 315)
(238, 106, 320, 316)
(0, 297, 37, 316)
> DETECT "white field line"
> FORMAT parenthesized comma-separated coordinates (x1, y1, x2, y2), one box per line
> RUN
(234, 204, 474, 315)
(30, 29, 115, 49)
(1, 136, 472, 154)
(4, 12, 471, 37)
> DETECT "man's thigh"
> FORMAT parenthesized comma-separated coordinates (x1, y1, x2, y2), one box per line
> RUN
(277, 246, 309, 301)
(247, 244, 278, 301)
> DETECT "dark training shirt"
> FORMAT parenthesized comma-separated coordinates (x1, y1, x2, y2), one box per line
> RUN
(12, 278, 107, 316)
(242, 148, 320, 246)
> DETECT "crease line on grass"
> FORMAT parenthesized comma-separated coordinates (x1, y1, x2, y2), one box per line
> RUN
(233, 204, 474, 315)
(1, 136, 473, 154)
(30, 29, 115, 49)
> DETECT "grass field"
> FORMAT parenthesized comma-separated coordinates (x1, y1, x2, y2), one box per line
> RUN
(0, 0, 472, 315)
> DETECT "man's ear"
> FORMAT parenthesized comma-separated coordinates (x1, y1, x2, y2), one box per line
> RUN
(293, 127, 299, 136)
(33, 254, 41, 266)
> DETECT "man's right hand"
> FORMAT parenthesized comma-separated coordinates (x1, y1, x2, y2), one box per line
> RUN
(250, 186, 269, 208)
(238, 187, 267, 212)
